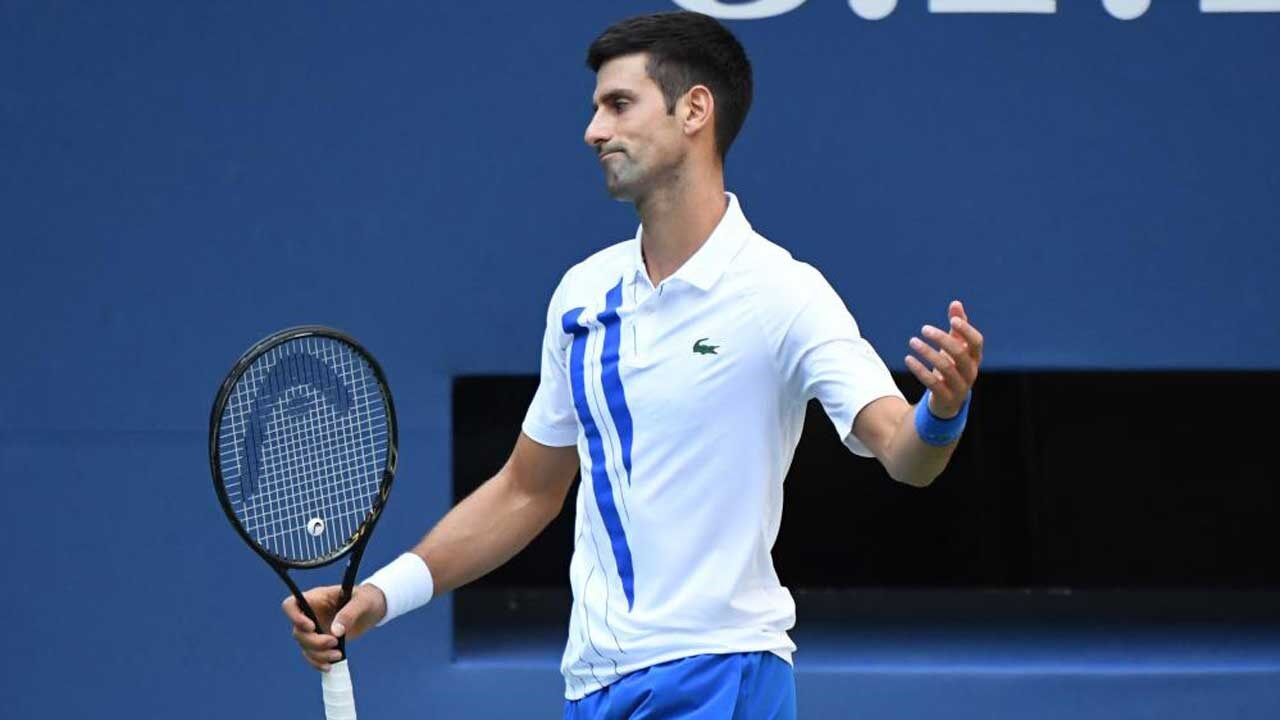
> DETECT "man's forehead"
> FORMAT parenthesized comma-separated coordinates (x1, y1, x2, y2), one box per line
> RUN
(592, 53, 656, 100)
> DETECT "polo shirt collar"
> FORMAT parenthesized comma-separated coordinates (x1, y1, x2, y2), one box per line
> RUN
(631, 192, 751, 292)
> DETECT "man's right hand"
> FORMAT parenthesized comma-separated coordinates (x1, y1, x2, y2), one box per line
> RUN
(282, 584, 387, 671)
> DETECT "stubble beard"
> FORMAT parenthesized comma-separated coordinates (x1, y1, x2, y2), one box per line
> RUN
(603, 151, 682, 204)
(604, 156, 644, 202)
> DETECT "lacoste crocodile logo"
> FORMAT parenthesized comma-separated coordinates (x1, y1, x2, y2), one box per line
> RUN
(693, 338, 719, 355)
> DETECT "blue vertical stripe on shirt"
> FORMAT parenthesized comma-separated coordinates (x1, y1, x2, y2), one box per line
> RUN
(563, 303, 636, 610)
(597, 279, 634, 484)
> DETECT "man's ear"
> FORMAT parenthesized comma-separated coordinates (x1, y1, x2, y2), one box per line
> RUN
(681, 84, 715, 138)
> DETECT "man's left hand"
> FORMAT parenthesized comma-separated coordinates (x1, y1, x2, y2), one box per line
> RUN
(904, 300, 984, 419)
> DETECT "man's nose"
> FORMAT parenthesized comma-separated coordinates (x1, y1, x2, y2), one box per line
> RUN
(584, 110, 611, 149)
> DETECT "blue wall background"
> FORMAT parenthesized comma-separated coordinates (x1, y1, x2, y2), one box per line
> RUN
(2, 1, 1278, 717)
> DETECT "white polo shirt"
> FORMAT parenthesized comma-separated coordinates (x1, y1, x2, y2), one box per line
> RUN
(522, 193, 904, 700)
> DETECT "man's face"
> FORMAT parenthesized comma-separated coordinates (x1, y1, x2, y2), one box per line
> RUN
(584, 53, 687, 201)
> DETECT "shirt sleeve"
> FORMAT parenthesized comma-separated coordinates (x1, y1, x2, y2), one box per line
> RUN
(780, 265, 904, 458)
(520, 274, 580, 447)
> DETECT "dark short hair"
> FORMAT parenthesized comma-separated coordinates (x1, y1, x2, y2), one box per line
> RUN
(586, 11, 753, 162)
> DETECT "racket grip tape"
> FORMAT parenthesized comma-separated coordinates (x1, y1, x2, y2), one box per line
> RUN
(321, 659, 358, 720)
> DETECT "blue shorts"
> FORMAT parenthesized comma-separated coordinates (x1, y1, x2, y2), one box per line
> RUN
(563, 651, 796, 720)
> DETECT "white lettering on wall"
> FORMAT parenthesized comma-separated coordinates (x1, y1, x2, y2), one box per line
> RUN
(1201, 0, 1280, 11)
(1102, 0, 1149, 19)
(674, 0, 1280, 18)
(670, 0, 808, 19)
(849, 0, 898, 20)
(929, 0, 1054, 12)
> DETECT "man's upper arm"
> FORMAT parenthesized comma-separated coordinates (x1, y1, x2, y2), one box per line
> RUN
(779, 264, 905, 458)
(850, 394, 910, 463)
(514, 273, 580, 499)
(508, 431, 580, 499)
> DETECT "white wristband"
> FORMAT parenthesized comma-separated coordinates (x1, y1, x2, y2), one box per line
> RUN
(362, 552, 435, 627)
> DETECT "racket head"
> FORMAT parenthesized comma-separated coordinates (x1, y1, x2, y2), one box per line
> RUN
(209, 325, 398, 570)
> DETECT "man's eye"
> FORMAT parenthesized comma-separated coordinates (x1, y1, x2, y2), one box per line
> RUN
(613, 100, 629, 111)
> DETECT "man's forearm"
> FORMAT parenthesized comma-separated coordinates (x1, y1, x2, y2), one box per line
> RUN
(881, 401, 960, 487)
(408, 466, 571, 594)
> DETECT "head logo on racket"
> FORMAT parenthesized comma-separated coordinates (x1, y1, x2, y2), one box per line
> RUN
(240, 350, 354, 499)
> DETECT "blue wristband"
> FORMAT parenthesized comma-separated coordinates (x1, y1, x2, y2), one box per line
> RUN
(914, 389, 970, 447)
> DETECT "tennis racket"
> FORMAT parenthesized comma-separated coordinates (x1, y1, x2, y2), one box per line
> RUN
(209, 325, 398, 720)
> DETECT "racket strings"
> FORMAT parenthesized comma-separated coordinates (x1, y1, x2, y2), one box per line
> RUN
(217, 336, 388, 563)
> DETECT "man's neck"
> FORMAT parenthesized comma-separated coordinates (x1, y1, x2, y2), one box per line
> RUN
(635, 170, 728, 287)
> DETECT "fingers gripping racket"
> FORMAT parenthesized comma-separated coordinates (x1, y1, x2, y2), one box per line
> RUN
(209, 326, 398, 720)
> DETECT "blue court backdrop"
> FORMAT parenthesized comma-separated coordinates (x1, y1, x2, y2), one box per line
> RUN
(3, 1, 1279, 717)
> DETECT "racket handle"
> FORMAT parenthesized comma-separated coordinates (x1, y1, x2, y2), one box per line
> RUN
(321, 659, 358, 720)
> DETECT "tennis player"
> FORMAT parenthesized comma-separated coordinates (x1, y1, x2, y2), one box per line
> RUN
(284, 11, 984, 718)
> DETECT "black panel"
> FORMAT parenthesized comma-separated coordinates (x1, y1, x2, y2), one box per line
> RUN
(452, 372, 1280, 590)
